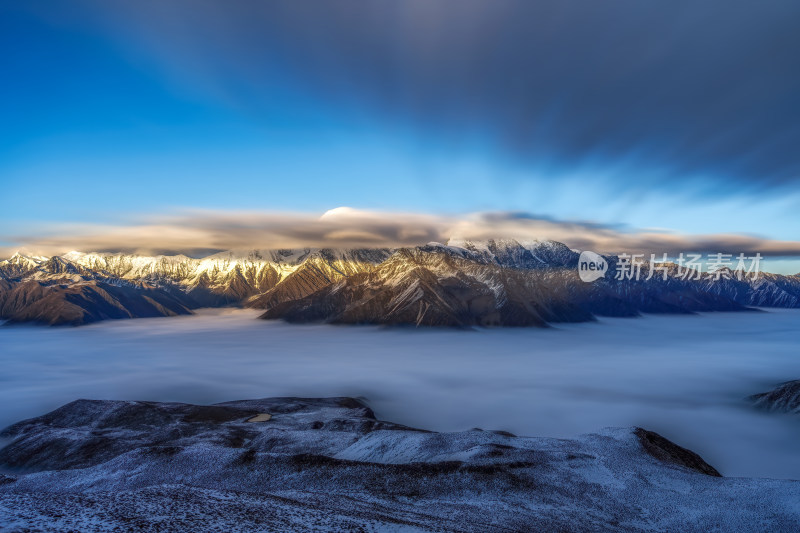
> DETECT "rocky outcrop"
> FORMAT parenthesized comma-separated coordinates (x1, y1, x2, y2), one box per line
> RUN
(750, 380, 800, 414)
(634, 427, 721, 477)
(2, 396, 799, 532)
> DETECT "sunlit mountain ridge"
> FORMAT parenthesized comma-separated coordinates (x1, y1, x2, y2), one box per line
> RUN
(1, 240, 799, 326)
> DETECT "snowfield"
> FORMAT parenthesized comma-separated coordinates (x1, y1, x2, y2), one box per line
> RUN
(1, 397, 799, 532)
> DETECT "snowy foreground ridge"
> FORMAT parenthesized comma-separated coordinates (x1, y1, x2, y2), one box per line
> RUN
(1, 397, 799, 532)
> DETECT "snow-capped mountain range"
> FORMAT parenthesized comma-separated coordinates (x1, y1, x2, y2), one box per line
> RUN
(1, 239, 799, 326)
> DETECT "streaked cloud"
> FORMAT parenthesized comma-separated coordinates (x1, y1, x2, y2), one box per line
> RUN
(3, 208, 800, 261)
(38, 0, 800, 194)
(5, 2, 800, 255)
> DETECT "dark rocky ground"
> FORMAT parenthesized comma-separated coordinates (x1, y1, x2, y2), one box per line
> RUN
(1, 396, 799, 532)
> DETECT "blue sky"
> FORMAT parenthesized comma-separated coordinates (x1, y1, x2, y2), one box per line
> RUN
(1, 1, 799, 270)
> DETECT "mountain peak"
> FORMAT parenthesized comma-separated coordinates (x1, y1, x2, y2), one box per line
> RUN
(5, 251, 46, 262)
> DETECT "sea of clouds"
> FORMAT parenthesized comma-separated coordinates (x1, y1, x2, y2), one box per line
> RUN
(1, 308, 799, 479)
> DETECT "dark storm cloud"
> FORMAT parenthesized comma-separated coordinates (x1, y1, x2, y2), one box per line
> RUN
(20, 0, 800, 196)
(30, 1, 800, 193)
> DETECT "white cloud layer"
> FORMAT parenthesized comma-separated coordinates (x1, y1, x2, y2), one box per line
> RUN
(3, 207, 800, 259)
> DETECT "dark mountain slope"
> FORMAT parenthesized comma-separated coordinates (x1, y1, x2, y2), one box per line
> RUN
(0, 279, 194, 326)
(246, 249, 391, 310)
(262, 248, 593, 327)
